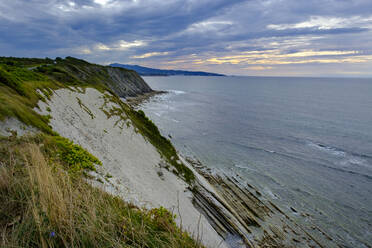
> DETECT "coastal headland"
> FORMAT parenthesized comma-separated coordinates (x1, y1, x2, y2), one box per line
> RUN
(0, 56, 339, 248)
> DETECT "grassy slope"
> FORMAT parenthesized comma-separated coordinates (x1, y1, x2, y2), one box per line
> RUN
(0, 63, 59, 134)
(0, 138, 200, 248)
(0, 57, 197, 247)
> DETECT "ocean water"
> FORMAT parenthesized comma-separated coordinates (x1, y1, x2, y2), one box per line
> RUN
(139, 76, 372, 247)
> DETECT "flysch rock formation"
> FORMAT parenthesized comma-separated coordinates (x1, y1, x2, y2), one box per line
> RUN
(186, 158, 342, 248)
(34, 87, 229, 248)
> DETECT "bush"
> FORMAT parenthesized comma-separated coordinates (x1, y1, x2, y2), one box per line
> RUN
(0, 67, 25, 96)
(46, 136, 102, 173)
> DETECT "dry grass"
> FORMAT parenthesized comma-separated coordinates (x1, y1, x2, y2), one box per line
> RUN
(0, 141, 203, 248)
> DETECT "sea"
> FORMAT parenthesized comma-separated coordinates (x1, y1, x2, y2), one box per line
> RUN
(138, 76, 372, 248)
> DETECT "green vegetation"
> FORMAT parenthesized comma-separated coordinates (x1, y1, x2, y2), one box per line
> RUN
(99, 93, 131, 131)
(0, 134, 101, 175)
(0, 56, 53, 67)
(0, 64, 60, 134)
(45, 135, 102, 174)
(0, 139, 201, 248)
(129, 109, 195, 183)
(76, 97, 95, 119)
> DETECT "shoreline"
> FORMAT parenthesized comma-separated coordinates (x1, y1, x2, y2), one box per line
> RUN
(133, 91, 341, 248)
(125, 90, 167, 107)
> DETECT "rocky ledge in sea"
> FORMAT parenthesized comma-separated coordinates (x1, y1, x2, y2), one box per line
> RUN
(184, 157, 340, 248)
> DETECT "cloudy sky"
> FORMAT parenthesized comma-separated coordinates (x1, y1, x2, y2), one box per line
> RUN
(1, 0, 372, 76)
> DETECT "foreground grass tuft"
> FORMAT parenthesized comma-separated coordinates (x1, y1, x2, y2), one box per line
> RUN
(0, 139, 202, 248)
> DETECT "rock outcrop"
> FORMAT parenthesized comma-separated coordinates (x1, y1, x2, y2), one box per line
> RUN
(54, 57, 153, 98)
(186, 158, 341, 248)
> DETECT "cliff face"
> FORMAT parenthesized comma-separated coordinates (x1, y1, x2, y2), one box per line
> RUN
(51, 57, 153, 98)
(104, 66, 153, 97)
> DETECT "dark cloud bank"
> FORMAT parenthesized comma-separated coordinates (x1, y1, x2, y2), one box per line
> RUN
(1, 0, 372, 76)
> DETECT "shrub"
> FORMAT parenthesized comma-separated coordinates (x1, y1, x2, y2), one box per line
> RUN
(46, 136, 102, 173)
(0, 67, 25, 96)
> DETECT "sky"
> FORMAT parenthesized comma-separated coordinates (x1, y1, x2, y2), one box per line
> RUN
(1, 0, 372, 77)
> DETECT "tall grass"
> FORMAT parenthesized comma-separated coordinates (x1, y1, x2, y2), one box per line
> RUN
(0, 142, 202, 248)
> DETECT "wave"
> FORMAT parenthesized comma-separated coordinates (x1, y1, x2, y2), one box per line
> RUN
(307, 142, 346, 157)
(168, 90, 186, 95)
(307, 141, 372, 168)
(148, 90, 185, 103)
(263, 188, 279, 199)
(218, 140, 279, 156)
(223, 140, 372, 181)
(308, 142, 372, 159)
(234, 163, 256, 171)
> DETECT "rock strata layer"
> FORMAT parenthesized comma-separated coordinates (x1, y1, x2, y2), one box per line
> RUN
(186, 158, 341, 248)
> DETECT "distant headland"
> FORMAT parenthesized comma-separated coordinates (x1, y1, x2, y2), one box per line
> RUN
(110, 63, 225, 76)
